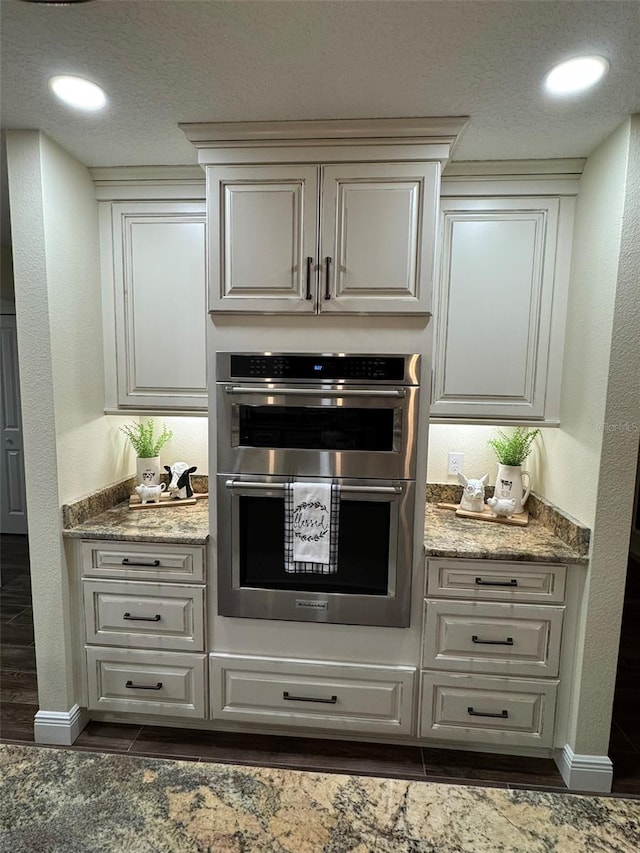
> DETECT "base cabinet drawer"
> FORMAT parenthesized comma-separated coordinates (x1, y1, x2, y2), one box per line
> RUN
(426, 559, 566, 604)
(211, 655, 415, 735)
(420, 672, 558, 748)
(83, 580, 205, 651)
(86, 648, 207, 718)
(81, 541, 205, 583)
(422, 600, 564, 677)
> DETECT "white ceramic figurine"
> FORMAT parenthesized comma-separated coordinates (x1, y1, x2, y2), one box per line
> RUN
(487, 496, 517, 518)
(135, 483, 166, 504)
(458, 472, 488, 513)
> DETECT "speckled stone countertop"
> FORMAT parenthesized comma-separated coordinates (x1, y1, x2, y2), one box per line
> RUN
(63, 498, 209, 545)
(424, 503, 588, 564)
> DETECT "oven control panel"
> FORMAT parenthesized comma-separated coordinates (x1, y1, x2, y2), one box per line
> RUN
(225, 354, 415, 383)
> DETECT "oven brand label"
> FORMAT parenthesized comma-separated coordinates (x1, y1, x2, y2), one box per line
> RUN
(296, 599, 328, 611)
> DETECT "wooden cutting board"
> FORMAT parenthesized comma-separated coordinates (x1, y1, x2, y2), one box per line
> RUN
(436, 501, 529, 527)
(128, 492, 207, 510)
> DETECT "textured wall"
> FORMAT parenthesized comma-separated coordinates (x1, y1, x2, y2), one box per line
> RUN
(427, 423, 507, 484)
(534, 125, 630, 529)
(38, 137, 134, 505)
(5, 131, 75, 712)
(569, 117, 640, 756)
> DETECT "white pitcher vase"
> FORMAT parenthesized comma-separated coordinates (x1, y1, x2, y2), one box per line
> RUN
(494, 464, 531, 514)
(136, 456, 161, 486)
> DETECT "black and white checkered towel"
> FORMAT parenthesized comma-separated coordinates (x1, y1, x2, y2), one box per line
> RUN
(284, 482, 340, 574)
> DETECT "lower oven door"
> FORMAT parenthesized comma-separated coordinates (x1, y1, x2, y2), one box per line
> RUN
(217, 474, 415, 627)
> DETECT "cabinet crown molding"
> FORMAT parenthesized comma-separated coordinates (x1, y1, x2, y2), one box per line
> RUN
(180, 116, 469, 148)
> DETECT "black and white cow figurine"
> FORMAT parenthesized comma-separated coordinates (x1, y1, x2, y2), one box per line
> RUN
(165, 462, 197, 500)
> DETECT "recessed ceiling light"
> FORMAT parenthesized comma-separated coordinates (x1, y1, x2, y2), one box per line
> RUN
(49, 75, 107, 111)
(544, 55, 609, 96)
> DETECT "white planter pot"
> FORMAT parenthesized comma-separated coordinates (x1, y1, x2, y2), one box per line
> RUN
(136, 456, 161, 486)
(494, 464, 531, 514)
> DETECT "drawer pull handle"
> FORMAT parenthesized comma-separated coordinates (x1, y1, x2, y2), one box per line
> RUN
(125, 680, 163, 690)
(471, 635, 514, 646)
(283, 691, 337, 704)
(324, 257, 332, 300)
(467, 706, 509, 719)
(123, 612, 161, 622)
(122, 558, 160, 567)
(475, 577, 518, 587)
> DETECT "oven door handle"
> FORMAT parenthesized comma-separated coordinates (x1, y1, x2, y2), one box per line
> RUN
(225, 479, 403, 495)
(224, 386, 406, 398)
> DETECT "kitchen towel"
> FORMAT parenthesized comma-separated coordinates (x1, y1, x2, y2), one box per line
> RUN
(284, 482, 340, 574)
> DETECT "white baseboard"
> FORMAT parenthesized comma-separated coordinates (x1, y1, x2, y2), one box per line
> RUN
(554, 744, 613, 792)
(33, 704, 88, 746)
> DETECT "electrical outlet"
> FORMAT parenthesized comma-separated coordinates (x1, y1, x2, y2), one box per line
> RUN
(448, 452, 464, 476)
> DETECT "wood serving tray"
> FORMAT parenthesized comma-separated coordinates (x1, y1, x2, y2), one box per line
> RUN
(128, 492, 208, 510)
(436, 501, 529, 527)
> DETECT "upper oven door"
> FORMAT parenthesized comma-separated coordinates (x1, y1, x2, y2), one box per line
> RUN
(217, 382, 419, 479)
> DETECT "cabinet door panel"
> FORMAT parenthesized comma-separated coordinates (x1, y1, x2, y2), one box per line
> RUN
(208, 165, 318, 313)
(320, 163, 437, 314)
(432, 198, 560, 420)
(112, 201, 207, 410)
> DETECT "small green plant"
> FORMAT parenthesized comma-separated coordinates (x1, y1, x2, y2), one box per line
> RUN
(120, 420, 173, 458)
(488, 427, 540, 466)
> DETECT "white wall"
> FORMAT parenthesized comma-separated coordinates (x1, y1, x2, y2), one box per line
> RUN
(428, 423, 502, 483)
(564, 116, 640, 756)
(5, 131, 134, 713)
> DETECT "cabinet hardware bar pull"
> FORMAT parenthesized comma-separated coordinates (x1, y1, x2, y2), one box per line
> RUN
(121, 558, 160, 567)
(225, 386, 406, 398)
(123, 613, 161, 622)
(474, 577, 518, 587)
(467, 706, 509, 719)
(471, 635, 514, 646)
(125, 680, 163, 690)
(305, 256, 313, 300)
(225, 479, 402, 495)
(324, 256, 331, 300)
(283, 691, 337, 704)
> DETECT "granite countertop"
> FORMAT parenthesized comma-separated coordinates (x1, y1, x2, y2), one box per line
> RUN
(63, 498, 209, 545)
(424, 503, 588, 564)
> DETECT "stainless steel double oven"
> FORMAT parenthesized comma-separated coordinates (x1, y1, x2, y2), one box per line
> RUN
(216, 353, 420, 627)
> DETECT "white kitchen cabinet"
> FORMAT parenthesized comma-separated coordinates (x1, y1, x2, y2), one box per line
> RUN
(207, 162, 438, 315)
(431, 167, 579, 424)
(210, 653, 416, 736)
(420, 558, 567, 749)
(80, 538, 208, 720)
(94, 173, 207, 412)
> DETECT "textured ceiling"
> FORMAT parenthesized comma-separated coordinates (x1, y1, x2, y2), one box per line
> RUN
(1, 0, 639, 169)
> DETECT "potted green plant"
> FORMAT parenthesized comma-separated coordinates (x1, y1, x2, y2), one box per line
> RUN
(488, 427, 539, 513)
(121, 420, 173, 486)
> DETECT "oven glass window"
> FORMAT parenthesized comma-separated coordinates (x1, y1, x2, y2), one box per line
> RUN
(239, 495, 390, 594)
(238, 406, 395, 451)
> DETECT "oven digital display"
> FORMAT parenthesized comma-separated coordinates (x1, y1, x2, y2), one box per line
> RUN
(230, 354, 405, 381)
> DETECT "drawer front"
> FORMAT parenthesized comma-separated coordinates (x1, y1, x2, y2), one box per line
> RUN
(82, 541, 205, 583)
(422, 600, 564, 677)
(86, 648, 206, 718)
(426, 559, 566, 603)
(83, 580, 205, 651)
(211, 655, 415, 735)
(420, 671, 557, 748)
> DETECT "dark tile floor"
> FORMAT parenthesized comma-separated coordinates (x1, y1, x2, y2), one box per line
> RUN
(1, 533, 639, 796)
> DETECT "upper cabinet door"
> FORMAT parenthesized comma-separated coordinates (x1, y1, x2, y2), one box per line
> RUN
(319, 163, 438, 314)
(110, 201, 207, 410)
(208, 165, 319, 313)
(431, 197, 566, 422)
